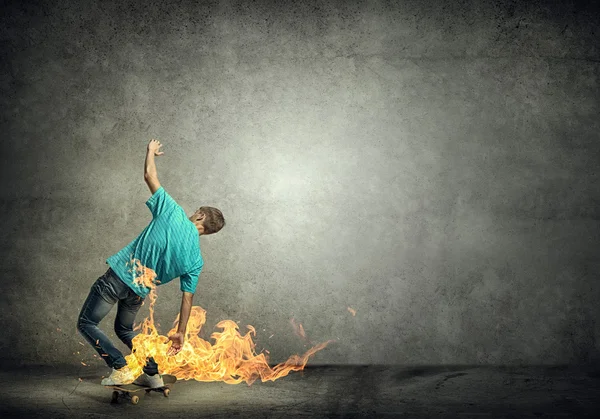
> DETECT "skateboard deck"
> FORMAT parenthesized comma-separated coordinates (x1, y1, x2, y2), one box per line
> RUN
(105, 374, 177, 404)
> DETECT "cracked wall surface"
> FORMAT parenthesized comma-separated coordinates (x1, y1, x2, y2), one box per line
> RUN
(0, 0, 599, 367)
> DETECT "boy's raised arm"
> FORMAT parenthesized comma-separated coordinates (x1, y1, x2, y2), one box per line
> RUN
(144, 139, 163, 194)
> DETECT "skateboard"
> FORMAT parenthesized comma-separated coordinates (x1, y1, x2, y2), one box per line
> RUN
(104, 374, 177, 405)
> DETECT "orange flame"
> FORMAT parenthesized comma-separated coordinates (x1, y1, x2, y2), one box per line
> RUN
(290, 318, 314, 346)
(123, 260, 333, 385)
(290, 318, 306, 339)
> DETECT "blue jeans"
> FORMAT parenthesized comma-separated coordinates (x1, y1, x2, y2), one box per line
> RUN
(77, 267, 158, 375)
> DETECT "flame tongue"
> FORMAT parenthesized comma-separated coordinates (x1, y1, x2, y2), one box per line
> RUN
(124, 259, 333, 384)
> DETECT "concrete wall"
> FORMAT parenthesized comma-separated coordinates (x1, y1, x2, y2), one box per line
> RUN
(1, 0, 599, 367)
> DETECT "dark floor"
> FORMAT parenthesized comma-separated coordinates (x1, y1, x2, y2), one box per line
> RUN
(1, 364, 599, 418)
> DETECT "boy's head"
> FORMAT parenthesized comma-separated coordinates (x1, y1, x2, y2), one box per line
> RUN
(189, 206, 225, 235)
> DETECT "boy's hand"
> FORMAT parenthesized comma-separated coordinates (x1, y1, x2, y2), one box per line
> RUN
(147, 139, 165, 156)
(166, 332, 184, 356)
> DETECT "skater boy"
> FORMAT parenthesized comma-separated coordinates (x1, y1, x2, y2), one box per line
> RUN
(77, 139, 225, 387)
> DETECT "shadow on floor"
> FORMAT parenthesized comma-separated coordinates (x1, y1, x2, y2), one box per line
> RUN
(1, 364, 599, 418)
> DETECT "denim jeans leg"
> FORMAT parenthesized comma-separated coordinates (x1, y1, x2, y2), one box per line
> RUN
(114, 289, 159, 375)
(76, 270, 127, 369)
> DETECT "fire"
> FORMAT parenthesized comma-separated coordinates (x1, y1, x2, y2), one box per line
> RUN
(290, 318, 313, 345)
(290, 318, 306, 339)
(124, 260, 333, 385)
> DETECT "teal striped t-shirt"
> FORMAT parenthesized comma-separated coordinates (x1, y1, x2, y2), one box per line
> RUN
(106, 186, 203, 298)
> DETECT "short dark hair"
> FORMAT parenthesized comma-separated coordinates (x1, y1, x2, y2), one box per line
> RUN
(199, 206, 225, 234)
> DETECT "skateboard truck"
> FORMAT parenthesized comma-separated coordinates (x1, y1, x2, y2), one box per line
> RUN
(111, 386, 171, 405)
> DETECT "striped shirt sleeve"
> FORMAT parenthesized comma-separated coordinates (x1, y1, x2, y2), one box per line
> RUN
(146, 187, 175, 218)
(180, 263, 203, 294)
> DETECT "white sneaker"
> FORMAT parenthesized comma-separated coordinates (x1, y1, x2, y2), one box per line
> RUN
(134, 372, 164, 388)
(101, 365, 135, 385)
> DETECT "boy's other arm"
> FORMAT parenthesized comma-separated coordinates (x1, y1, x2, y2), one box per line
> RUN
(167, 292, 193, 356)
(177, 292, 194, 334)
(144, 139, 163, 194)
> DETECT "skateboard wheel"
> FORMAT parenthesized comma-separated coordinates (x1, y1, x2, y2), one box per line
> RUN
(163, 388, 170, 397)
(131, 395, 139, 405)
(111, 391, 119, 403)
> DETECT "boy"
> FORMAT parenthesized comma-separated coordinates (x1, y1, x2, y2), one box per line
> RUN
(77, 139, 225, 387)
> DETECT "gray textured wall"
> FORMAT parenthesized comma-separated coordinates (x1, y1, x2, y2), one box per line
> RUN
(1, 0, 599, 368)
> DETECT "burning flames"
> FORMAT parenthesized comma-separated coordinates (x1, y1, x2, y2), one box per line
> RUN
(124, 259, 333, 385)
